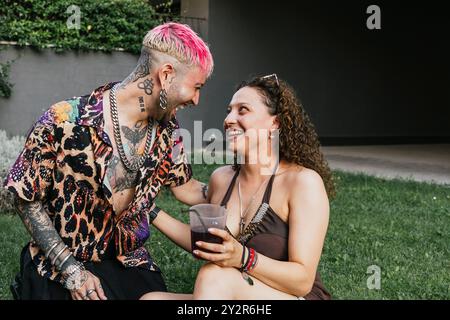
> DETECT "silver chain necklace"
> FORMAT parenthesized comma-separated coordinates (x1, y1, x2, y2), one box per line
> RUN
(109, 83, 156, 172)
(237, 165, 279, 236)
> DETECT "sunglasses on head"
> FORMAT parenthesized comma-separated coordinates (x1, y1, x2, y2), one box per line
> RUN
(260, 73, 279, 87)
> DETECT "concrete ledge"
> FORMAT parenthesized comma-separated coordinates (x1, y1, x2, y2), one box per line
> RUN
(323, 144, 450, 185)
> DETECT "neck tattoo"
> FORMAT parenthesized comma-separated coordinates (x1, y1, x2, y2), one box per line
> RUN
(137, 78, 154, 96)
(138, 96, 145, 113)
(119, 47, 151, 88)
(109, 83, 156, 172)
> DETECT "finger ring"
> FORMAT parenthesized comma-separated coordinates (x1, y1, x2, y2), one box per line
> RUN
(86, 289, 95, 296)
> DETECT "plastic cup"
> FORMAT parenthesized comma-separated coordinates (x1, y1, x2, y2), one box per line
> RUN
(189, 204, 227, 257)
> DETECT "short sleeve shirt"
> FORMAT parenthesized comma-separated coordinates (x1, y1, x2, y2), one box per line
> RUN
(4, 82, 192, 282)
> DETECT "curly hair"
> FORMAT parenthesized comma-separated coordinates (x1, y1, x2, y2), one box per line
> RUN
(235, 75, 336, 198)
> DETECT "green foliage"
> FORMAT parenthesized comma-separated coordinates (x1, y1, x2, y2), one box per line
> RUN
(0, 46, 15, 98)
(0, 59, 14, 98)
(0, 0, 177, 54)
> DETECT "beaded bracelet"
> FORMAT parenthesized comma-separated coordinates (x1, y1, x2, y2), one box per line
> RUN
(244, 248, 254, 271)
(239, 244, 247, 272)
(239, 244, 254, 285)
(248, 250, 259, 271)
(243, 248, 258, 272)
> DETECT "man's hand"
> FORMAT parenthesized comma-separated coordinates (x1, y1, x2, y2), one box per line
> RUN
(170, 178, 209, 206)
(69, 270, 107, 300)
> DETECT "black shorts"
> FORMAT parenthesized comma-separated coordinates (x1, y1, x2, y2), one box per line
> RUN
(14, 244, 167, 300)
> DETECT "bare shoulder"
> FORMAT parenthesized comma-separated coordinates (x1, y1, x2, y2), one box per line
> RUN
(209, 165, 236, 186)
(282, 165, 329, 222)
(280, 165, 326, 195)
(208, 165, 236, 203)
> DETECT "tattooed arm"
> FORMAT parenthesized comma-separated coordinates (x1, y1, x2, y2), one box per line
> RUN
(15, 198, 77, 272)
(170, 178, 209, 206)
(15, 198, 107, 300)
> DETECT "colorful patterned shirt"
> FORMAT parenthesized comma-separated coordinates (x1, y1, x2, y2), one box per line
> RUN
(4, 82, 192, 283)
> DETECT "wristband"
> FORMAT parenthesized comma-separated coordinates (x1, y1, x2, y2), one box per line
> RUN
(149, 206, 161, 224)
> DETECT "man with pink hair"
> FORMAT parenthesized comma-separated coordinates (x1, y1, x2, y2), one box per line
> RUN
(5, 22, 214, 300)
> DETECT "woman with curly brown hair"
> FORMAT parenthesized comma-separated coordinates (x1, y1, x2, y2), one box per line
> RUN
(141, 74, 333, 300)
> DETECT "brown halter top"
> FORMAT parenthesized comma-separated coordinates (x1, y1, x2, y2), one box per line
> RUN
(220, 167, 331, 300)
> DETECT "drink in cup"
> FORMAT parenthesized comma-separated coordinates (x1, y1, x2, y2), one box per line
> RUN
(189, 204, 227, 258)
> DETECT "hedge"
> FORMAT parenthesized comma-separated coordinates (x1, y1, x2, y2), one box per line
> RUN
(0, 0, 176, 54)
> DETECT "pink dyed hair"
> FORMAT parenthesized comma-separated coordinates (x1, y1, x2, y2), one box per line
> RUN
(143, 22, 214, 77)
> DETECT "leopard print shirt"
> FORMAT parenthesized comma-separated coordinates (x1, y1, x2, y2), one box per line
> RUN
(4, 82, 192, 283)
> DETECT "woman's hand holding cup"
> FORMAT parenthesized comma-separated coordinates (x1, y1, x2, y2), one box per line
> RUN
(193, 228, 244, 269)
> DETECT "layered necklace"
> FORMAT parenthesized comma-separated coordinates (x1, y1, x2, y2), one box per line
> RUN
(109, 83, 156, 172)
(236, 164, 279, 285)
(236, 164, 279, 237)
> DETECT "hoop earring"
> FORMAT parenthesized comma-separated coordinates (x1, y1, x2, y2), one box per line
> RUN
(159, 89, 168, 110)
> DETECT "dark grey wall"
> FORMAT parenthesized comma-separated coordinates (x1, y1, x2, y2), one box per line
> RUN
(0, 46, 138, 137)
(2, 0, 449, 144)
(197, 0, 450, 142)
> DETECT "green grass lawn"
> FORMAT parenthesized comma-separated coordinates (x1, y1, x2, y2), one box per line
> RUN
(1, 165, 449, 299)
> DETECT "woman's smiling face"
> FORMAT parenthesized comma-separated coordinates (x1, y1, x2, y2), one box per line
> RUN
(224, 86, 278, 158)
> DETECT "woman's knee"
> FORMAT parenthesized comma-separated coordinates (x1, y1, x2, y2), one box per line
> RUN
(196, 263, 225, 284)
(140, 291, 172, 300)
(195, 263, 237, 292)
